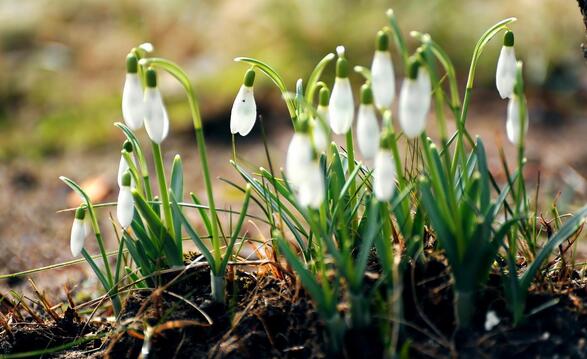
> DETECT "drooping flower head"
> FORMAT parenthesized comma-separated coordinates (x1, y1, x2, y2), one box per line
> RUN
(117, 170, 135, 229)
(496, 31, 517, 99)
(356, 84, 380, 160)
(399, 58, 430, 139)
(373, 129, 396, 202)
(122, 54, 145, 130)
(143, 68, 170, 144)
(70, 206, 90, 257)
(371, 31, 396, 110)
(230, 69, 257, 136)
(328, 46, 355, 135)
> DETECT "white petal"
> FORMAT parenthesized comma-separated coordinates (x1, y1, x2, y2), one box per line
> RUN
(506, 95, 529, 146)
(417, 67, 432, 117)
(374, 150, 396, 201)
(117, 186, 134, 229)
(70, 218, 86, 257)
(496, 46, 517, 99)
(329, 78, 355, 135)
(117, 156, 129, 188)
(399, 79, 428, 139)
(371, 51, 395, 109)
(356, 104, 380, 160)
(286, 133, 313, 187)
(230, 85, 256, 136)
(144, 88, 169, 144)
(298, 161, 325, 208)
(312, 118, 329, 153)
(122, 74, 144, 130)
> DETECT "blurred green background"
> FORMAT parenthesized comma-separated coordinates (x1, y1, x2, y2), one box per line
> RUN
(0, 0, 584, 160)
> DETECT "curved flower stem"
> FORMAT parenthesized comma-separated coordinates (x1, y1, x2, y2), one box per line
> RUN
(305, 53, 336, 103)
(453, 17, 517, 172)
(151, 142, 175, 239)
(385, 9, 409, 71)
(139, 57, 221, 268)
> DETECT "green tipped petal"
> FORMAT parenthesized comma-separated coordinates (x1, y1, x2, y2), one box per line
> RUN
(504, 31, 514, 47)
(319, 87, 330, 106)
(376, 30, 389, 51)
(126, 54, 138, 74)
(121, 170, 132, 187)
(146, 68, 157, 88)
(74, 206, 86, 220)
(360, 84, 374, 105)
(243, 69, 256, 87)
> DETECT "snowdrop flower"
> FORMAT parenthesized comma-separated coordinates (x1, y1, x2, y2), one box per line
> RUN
(122, 54, 144, 130)
(356, 84, 380, 160)
(143, 69, 170, 144)
(484, 311, 500, 331)
(298, 159, 325, 209)
(230, 69, 257, 136)
(117, 171, 134, 229)
(496, 31, 517, 99)
(312, 87, 330, 152)
(506, 94, 529, 146)
(329, 46, 354, 135)
(373, 131, 396, 202)
(399, 59, 430, 138)
(371, 31, 395, 109)
(286, 129, 313, 188)
(70, 206, 90, 257)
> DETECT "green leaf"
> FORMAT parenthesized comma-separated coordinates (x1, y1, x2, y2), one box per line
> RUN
(305, 52, 336, 102)
(170, 155, 184, 252)
(170, 193, 216, 269)
(81, 249, 111, 291)
(219, 187, 252, 273)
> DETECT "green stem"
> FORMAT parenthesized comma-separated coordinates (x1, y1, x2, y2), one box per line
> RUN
(345, 130, 357, 232)
(140, 58, 221, 269)
(151, 142, 175, 239)
(454, 290, 475, 328)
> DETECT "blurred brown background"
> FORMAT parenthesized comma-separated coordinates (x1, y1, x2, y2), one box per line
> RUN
(1, 0, 587, 293)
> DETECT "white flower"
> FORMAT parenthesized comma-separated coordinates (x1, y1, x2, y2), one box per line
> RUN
(399, 80, 426, 139)
(374, 149, 396, 201)
(371, 51, 395, 109)
(312, 117, 328, 153)
(144, 76, 170, 144)
(329, 78, 354, 134)
(230, 70, 257, 136)
(356, 85, 380, 160)
(70, 207, 91, 257)
(506, 95, 529, 146)
(297, 160, 325, 209)
(286, 132, 313, 187)
(122, 73, 144, 130)
(117, 172, 134, 229)
(329, 46, 354, 135)
(496, 31, 517, 99)
(484, 311, 500, 331)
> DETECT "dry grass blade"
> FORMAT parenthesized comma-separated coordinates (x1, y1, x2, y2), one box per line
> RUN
(28, 278, 60, 323)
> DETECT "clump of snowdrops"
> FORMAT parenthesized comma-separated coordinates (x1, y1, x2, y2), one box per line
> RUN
(59, 8, 587, 356)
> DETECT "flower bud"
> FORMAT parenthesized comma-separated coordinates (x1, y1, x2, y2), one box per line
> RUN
(373, 149, 396, 201)
(329, 47, 354, 135)
(70, 206, 90, 257)
(122, 54, 145, 130)
(286, 132, 313, 188)
(371, 31, 396, 109)
(506, 94, 529, 146)
(357, 84, 380, 159)
(496, 31, 517, 99)
(143, 69, 170, 143)
(230, 69, 257, 136)
(117, 171, 134, 229)
(399, 59, 429, 138)
(297, 159, 325, 209)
